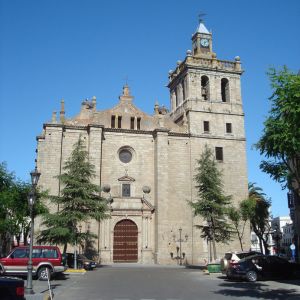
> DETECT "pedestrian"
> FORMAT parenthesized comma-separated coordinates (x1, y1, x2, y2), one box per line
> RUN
(290, 241, 296, 262)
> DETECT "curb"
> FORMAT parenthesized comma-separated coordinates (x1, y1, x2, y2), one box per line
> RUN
(64, 268, 86, 274)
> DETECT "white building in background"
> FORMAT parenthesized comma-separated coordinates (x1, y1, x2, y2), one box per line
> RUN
(282, 223, 294, 254)
(250, 215, 293, 255)
(271, 216, 292, 255)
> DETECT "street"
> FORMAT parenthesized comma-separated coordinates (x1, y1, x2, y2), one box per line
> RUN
(28, 264, 300, 300)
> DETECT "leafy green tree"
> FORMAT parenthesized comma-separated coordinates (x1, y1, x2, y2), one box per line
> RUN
(240, 183, 271, 254)
(0, 162, 15, 254)
(38, 137, 108, 253)
(256, 67, 300, 196)
(190, 145, 232, 261)
(0, 162, 47, 255)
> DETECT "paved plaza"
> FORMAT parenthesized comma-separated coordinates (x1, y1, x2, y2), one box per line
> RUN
(26, 264, 300, 300)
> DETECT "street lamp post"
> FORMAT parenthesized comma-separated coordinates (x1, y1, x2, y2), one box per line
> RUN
(78, 224, 82, 254)
(272, 224, 283, 255)
(25, 167, 40, 295)
(179, 228, 183, 266)
(171, 228, 188, 265)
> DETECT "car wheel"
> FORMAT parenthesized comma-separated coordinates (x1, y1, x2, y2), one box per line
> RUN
(226, 269, 232, 279)
(220, 258, 228, 272)
(37, 267, 52, 281)
(246, 270, 257, 282)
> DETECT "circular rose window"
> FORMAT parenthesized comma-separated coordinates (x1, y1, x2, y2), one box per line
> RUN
(119, 148, 133, 163)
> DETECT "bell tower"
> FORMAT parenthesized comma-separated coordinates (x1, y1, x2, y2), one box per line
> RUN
(167, 19, 244, 136)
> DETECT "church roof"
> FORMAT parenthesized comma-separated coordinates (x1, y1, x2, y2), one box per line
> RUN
(196, 21, 210, 34)
(52, 85, 186, 133)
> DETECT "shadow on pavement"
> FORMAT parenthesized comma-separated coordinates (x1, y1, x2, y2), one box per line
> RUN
(274, 278, 300, 287)
(215, 280, 300, 299)
(53, 273, 69, 280)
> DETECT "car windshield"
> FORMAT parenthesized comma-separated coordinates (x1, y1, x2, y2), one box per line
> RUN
(78, 254, 88, 260)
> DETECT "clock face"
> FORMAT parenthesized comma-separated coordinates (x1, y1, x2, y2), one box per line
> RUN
(200, 38, 209, 48)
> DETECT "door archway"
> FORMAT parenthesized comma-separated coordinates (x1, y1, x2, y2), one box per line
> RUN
(113, 219, 138, 262)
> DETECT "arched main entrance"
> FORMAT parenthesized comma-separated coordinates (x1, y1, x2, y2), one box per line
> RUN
(113, 219, 138, 262)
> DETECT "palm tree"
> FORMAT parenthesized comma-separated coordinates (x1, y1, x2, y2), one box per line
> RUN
(241, 183, 271, 254)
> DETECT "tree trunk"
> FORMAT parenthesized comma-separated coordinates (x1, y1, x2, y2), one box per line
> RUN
(63, 243, 68, 254)
(212, 238, 217, 261)
(237, 232, 244, 252)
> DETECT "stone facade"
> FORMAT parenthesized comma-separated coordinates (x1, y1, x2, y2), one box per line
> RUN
(36, 21, 249, 264)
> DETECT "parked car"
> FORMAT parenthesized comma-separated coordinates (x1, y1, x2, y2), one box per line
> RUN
(0, 246, 67, 281)
(226, 254, 300, 282)
(0, 276, 25, 300)
(65, 253, 97, 270)
(220, 251, 260, 274)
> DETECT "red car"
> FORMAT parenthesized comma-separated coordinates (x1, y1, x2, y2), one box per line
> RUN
(0, 246, 67, 281)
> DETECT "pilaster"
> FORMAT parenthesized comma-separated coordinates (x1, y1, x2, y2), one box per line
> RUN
(88, 125, 104, 186)
(154, 128, 169, 264)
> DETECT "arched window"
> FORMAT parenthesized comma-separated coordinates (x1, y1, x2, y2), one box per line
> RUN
(221, 78, 230, 102)
(201, 76, 209, 100)
(182, 83, 185, 102)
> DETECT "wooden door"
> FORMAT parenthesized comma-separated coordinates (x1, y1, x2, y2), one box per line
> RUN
(113, 219, 138, 262)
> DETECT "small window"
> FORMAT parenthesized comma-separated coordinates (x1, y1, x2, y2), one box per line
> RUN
(175, 90, 178, 107)
(41, 249, 58, 258)
(226, 123, 232, 133)
(32, 248, 42, 258)
(111, 115, 116, 128)
(215, 147, 223, 161)
(137, 117, 141, 130)
(118, 116, 122, 128)
(204, 121, 210, 133)
(122, 184, 131, 197)
(130, 117, 134, 130)
(12, 248, 28, 258)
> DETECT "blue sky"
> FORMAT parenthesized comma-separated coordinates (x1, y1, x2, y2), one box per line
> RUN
(0, 0, 299, 217)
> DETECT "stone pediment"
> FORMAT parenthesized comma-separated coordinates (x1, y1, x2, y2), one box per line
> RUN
(118, 175, 135, 182)
(142, 197, 155, 212)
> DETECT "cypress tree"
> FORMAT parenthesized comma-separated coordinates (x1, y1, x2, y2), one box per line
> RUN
(38, 137, 108, 253)
(190, 145, 232, 261)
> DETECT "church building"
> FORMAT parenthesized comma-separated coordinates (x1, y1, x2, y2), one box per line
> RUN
(36, 20, 249, 264)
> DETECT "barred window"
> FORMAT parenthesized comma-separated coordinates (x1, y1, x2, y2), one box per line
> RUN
(204, 121, 210, 133)
(118, 116, 122, 128)
(111, 115, 115, 128)
(215, 147, 223, 161)
(137, 117, 141, 130)
(122, 184, 131, 197)
(226, 123, 232, 133)
(130, 117, 134, 130)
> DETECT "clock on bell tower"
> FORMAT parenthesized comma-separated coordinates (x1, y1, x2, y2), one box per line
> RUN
(192, 19, 212, 57)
